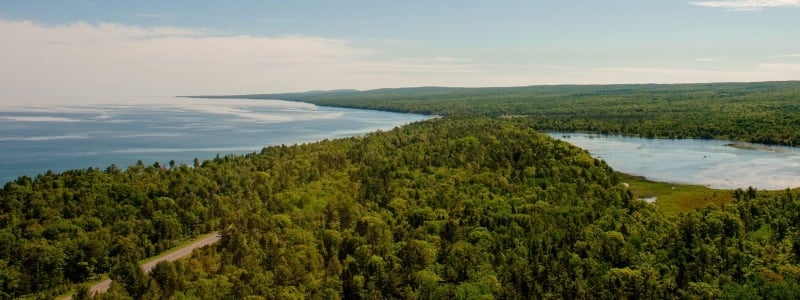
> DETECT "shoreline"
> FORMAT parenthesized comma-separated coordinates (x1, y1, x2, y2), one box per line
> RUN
(725, 142, 790, 154)
(0, 100, 432, 185)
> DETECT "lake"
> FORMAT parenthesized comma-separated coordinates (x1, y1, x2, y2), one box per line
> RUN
(547, 132, 800, 190)
(5, 102, 798, 191)
(0, 98, 430, 184)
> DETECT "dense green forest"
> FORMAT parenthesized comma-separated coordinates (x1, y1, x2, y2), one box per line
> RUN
(211, 81, 800, 146)
(4, 117, 800, 299)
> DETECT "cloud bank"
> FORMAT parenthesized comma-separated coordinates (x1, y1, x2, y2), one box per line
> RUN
(0, 18, 476, 105)
(689, 0, 800, 10)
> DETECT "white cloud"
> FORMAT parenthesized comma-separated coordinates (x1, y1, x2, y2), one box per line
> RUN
(352, 56, 479, 74)
(772, 53, 800, 58)
(757, 62, 800, 72)
(689, 0, 800, 10)
(581, 65, 800, 84)
(433, 56, 473, 63)
(0, 18, 480, 105)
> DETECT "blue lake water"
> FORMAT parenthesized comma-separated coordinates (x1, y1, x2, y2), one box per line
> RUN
(0, 98, 430, 184)
(4, 100, 797, 191)
(548, 132, 800, 190)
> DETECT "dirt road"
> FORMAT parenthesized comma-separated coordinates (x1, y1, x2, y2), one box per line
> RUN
(67, 232, 220, 299)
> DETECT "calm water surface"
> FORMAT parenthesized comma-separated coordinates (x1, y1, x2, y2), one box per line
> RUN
(6, 102, 796, 191)
(548, 132, 800, 190)
(0, 98, 430, 183)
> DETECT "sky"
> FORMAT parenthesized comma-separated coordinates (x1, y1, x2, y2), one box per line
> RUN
(0, 0, 799, 105)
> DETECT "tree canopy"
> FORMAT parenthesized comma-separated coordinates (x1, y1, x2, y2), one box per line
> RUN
(217, 81, 800, 145)
(5, 117, 800, 299)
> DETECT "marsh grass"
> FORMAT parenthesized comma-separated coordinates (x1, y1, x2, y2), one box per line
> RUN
(619, 173, 734, 215)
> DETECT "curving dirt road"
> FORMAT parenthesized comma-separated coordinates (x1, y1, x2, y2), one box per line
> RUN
(67, 232, 220, 299)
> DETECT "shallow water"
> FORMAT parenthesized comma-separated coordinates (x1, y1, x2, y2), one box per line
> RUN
(0, 98, 430, 183)
(547, 132, 800, 190)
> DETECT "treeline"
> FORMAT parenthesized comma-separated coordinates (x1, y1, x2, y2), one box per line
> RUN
(0, 156, 243, 298)
(220, 81, 800, 146)
(8, 118, 800, 298)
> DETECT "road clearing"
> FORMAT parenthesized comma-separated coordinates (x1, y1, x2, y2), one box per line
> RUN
(63, 232, 221, 299)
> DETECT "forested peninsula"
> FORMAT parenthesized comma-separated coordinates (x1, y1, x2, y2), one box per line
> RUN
(217, 81, 800, 146)
(4, 82, 800, 299)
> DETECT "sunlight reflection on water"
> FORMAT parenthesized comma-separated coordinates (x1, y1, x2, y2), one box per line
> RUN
(0, 98, 431, 183)
(548, 132, 800, 190)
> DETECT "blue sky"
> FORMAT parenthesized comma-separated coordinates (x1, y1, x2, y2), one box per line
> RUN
(1, 0, 799, 104)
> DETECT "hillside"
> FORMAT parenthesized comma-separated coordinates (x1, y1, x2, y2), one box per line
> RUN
(5, 118, 800, 299)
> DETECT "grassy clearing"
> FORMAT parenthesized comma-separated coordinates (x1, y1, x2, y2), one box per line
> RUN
(618, 173, 734, 215)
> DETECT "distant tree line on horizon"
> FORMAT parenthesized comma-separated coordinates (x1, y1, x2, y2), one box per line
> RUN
(221, 81, 800, 146)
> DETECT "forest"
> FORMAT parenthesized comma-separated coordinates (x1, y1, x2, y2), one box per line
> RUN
(3, 82, 800, 299)
(216, 81, 800, 146)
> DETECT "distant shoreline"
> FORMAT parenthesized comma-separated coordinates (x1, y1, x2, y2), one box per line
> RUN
(725, 143, 789, 154)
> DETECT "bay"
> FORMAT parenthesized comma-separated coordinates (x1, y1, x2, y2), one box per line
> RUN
(0, 98, 430, 184)
(548, 132, 800, 190)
